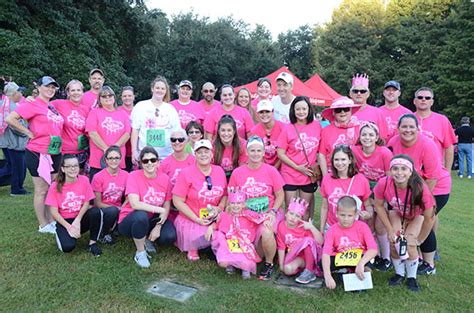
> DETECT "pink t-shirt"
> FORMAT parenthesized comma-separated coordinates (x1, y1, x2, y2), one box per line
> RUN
(277, 122, 322, 185)
(91, 168, 129, 207)
(323, 221, 378, 256)
(170, 100, 205, 129)
(216, 210, 259, 242)
(119, 170, 172, 223)
(320, 173, 371, 226)
(319, 123, 361, 166)
(159, 153, 196, 188)
(228, 163, 284, 213)
(387, 135, 449, 195)
(276, 221, 314, 251)
(203, 105, 254, 139)
(250, 121, 285, 166)
(15, 97, 64, 154)
(352, 145, 392, 182)
(82, 90, 99, 114)
(52, 99, 88, 154)
(374, 176, 435, 220)
(45, 175, 95, 219)
(353, 105, 389, 142)
(214, 138, 248, 174)
(379, 104, 412, 141)
(118, 106, 133, 157)
(173, 164, 227, 219)
(198, 99, 221, 115)
(85, 108, 131, 169)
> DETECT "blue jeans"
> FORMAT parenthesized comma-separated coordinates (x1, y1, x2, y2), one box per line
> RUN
(3, 148, 26, 193)
(458, 143, 473, 176)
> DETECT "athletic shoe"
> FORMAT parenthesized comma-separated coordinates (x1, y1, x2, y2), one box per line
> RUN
(134, 251, 150, 268)
(145, 239, 157, 254)
(295, 269, 317, 284)
(375, 258, 393, 272)
(88, 243, 102, 257)
(406, 277, 420, 292)
(242, 270, 251, 280)
(458, 175, 463, 178)
(434, 250, 440, 261)
(258, 262, 274, 281)
(225, 266, 235, 275)
(100, 234, 115, 245)
(389, 274, 405, 286)
(417, 261, 436, 275)
(468, 175, 472, 179)
(38, 222, 56, 234)
(10, 189, 31, 196)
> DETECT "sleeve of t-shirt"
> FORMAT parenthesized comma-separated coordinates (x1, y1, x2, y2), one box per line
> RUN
(320, 176, 330, 198)
(360, 222, 378, 251)
(382, 148, 393, 172)
(276, 222, 286, 250)
(276, 125, 290, 150)
(169, 106, 181, 132)
(319, 128, 330, 156)
(165, 177, 172, 201)
(83, 177, 96, 201)
(422, 183, 436, 210)
(270, 167, 285, 192)
(91, 172, 103, 193)
(85, 109, 98, 133)
(243, 109, 255, 132)
(377, 113, 389, 142)
(373, 177, 388, 200)
(421, 139, 442, 179)
(130, 105, 141, 130)
(172, 169, 190, 198)
(442, 117, 457, 147)
(360, 175, 371, 201)
(322, 226, 335, 255)
(15, 99, 37, 120)
(44, 183, 60, 207)
(122, 111, 131, 133)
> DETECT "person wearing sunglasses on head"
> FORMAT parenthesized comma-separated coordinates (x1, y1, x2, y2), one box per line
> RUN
(250, 100, 284, 169)
(171, 80, 205, 129)
(131, 76, 181, 166)
(318, 97, 361, 177)
(198, 82, 221, 115)
(118, 146, 176, 268)
(7, 76, 64, 234)
(379, 81, 412, 141)
(85, 86, 131, 181)
(349, 73, 389, 142)
(173, 139, 227, 261)
(160, 129, 195, 222)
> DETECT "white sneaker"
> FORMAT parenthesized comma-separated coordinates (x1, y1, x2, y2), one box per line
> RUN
(134, 251, 150, 268)
(468, 176, 472, 179)
(38, 222, 56, 234)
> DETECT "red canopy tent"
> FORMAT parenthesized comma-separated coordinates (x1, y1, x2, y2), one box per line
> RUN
(304, 73, 342, 103)
(235, 67, 332, 106)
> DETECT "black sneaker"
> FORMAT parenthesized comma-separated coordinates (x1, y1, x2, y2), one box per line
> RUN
(417, 261, 436, 275)
(388, 274, 404, 286)
(258, 262, 274, 281)
(88, 243, 102, 257)
(375, 258, 393, 272)
(99, 234, 115, 245)
(406, 277, 420, 292)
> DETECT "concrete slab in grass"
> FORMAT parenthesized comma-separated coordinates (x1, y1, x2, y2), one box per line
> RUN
(147, 281, 198, 302)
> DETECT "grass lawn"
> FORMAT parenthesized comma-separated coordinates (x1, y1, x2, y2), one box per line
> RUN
(0, 172, 473, 312)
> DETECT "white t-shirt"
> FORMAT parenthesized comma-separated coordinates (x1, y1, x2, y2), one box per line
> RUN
(131, 99, 181, 159)
(272, 95, 294, 124)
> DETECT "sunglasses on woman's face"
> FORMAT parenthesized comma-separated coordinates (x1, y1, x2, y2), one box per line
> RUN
(187, 130, 201, 135)
(205, 175, 212, 190)
(170, 137, 185, 143)
(141, 157, 158, 164)
(334, 107, 351, 113)
(100, 94, 114, 99)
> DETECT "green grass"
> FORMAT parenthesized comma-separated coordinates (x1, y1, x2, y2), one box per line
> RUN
(1, 173, 473, 312)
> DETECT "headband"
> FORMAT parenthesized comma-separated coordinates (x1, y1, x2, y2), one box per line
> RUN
(390, 158, 413, 172)
(361, 121, 379, 134)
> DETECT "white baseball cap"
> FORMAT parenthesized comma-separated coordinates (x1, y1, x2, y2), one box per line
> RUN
(276, 72, 294, 84)
(256, 99, 274, 112)
(193, 139, 213, 152)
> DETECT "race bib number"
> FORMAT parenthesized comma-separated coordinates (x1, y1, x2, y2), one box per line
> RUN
(246, 196, 269, 213)
(335, 249, 363, 267)
(146, 129, 165, 147)
(227, 239, 243, 253)
(199, 207, 209, 219)
(48, 136, 62, 154)
(77, 134, 89, 151)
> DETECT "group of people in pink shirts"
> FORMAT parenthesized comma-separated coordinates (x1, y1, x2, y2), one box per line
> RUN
(4, 68, 457, 292)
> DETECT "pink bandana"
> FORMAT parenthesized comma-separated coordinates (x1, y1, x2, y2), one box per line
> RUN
(390, 158, 413, 172)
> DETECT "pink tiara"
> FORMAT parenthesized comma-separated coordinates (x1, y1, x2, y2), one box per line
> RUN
(390, 158, 413, 171)
(228, 187, 247, 203)
(287, 198, 308, 217)
(352, 73, 369, 88)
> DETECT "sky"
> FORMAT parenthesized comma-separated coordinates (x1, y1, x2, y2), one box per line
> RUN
(146, 0, 344, 39)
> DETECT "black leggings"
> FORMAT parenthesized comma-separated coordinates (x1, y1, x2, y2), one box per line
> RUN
(56, 208, 102, 252)
(420, 194, 450, 253)
(93, 206, 119, 234)
(118, 210, 177, 246)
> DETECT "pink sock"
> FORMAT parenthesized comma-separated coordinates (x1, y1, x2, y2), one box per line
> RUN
(303, 246, 315, 272)
(377, 234, 391, 260)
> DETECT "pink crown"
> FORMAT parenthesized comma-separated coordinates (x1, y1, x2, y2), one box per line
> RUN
(228, 187, 247, 203)
(287, 198, 308, 217)
(352, 73, 369, 88)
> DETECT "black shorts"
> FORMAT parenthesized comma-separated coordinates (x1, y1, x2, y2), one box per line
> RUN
(434, 194, 449, 214)
(25, 149, 61, 177)
(283, 182, 318, 193)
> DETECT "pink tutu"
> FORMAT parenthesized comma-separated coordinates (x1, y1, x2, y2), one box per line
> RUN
(174, 215, 211, 252)
(212, 232, 259, 274)
(254, 209, 284, 245)
(284, 237, 322, 276)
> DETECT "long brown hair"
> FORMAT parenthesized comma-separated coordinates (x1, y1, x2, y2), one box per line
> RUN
(330, 145, 358, 179)
(213, 115, 240, 170)
(56, 154, 79, 192)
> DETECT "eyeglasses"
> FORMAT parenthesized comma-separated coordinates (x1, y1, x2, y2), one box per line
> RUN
(100, 94, 114, 99)
(205, 175, 212, 190)
(141, 158, 158, 164)
(170, 137, 185, 143)
(155, 108, 160, 117)
(63, 164, 79, 169)
(416, 96, 433, 100)
(334, 107, 351, 113)
(203, 89, 215, 93)
(48, 105, 60, 116)
(351, 89, 368, 94)
(106, 156, 121, 161)
(258, 110, 271, 114)
(187, 130, 201, 135)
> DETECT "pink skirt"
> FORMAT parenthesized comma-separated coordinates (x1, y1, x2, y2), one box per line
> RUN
(174, 215, 211, 252)
(254, 209, 284, 245)
(285, 237, 322, 276)
(211, 232, 258, 274)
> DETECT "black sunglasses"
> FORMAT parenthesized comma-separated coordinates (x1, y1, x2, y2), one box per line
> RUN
(416, 96, 433, 100)
(351, 89, 368, 94)
(205, 175, 212, 191)
(155, 108, 160, 117)
(334, 107, 351, 113)
(266, 133, 271, 145)
(170, 137, 185, 143)
(48, 105, 60, 116)
(141, 157, 158, 164)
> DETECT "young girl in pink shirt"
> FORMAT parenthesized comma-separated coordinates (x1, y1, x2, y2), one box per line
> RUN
(374, 155, 435, 292)
(277, 198, 324, 284)
(45, 154, 106, 257)
(206, 188, 267, 279)
(322, 196, 378, 290)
